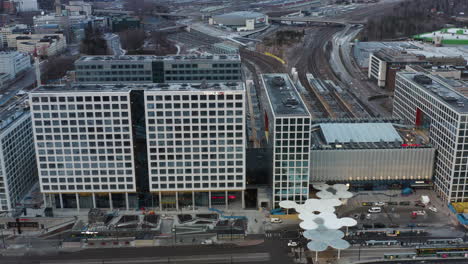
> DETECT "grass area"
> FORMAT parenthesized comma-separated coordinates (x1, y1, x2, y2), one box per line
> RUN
(412, 28, 468, 44)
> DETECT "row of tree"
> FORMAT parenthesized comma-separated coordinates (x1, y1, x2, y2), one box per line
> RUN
(362, 0, 468, 41)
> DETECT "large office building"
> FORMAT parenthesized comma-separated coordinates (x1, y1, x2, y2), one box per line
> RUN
(0, 51, 31, 81)
(368, 49, 428, 90)
(393, 72, 468, 202)
(74, 55, 242, 84)
(145, 82, 246, 209)
(30, 81, 246, 210)
(261, 74, 311, 208)
(7, 33, 66, 56)
(30, 85, 137, 210)
(0, 98, 37, 213)
(210, 11, 268, 32)
(309, 120, 435, 188)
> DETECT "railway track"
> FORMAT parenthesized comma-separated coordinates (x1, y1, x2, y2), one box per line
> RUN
(296, 27, 355, 118)
(240, 49, 286, 74)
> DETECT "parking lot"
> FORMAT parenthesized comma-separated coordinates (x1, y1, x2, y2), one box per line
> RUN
(336, 190, 459, 232)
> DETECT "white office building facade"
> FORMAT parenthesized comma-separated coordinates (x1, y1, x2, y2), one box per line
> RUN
(0, 51, 31, 81)
(261, 74, 312, 208)
(393, 72, 468, 202)
(30, 88, 137, 209)
(0, 111, 37, 212)
(145, 83, 246, 209)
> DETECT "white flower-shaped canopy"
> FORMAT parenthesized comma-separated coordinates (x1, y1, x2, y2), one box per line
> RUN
(313, 183, 353, 200)
(298, 211, 357, 230)
(304, 229, 350, 251)
(279, 198, 342, 214)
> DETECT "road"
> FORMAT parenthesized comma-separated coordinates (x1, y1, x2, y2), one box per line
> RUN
(329, 23, 392, 117)
(104, 33, 126, 56)
(0, 240, 296, 264)
(9, 253, 270, 264)
(0, 59, 46, 108)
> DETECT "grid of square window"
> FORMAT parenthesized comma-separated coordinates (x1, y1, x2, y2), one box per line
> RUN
(0, 113, 37, 211)
(30, 91, 136, 193)
(272, 116, 311, 208)
(145, 91, 246, 191)
(394, 73, 468, 202)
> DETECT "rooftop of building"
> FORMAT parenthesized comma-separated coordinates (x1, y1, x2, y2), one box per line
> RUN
(213, 11, 266, 19)
(311, 119, 431, 150)
(414, 28, 468, 43)
(398, 72, 468, 113)
(261, 74, 309, 116)
(0, 94, 30, 134)
(320, 123, 402, 144)
(354, 41, 468, 68)
(373, 48, 424, 63)
(76, 54, 241, 63)
(33, 82, 244, 93)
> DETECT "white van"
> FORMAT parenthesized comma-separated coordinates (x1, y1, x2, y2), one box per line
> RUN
(368, 207, 382, 213)
(270, 217, 283, 223)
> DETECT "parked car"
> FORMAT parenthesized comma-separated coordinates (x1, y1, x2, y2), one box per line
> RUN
(386, 230, 400, 237)
(399, 201, 410, 206)
(412, 210, 426, 216)
(201, 239, 213, 245)
(373, 202, 385, 206)
(362, 202, 372, 206)
(374, 223, 386, 228)
(288, 240, 298, 247)
(428, 206, 437, 212)
(360, 213, 366, 220)
(368, 207, 382, 213)
(415, 201, 426, 207)
(270, 218, 283, 223)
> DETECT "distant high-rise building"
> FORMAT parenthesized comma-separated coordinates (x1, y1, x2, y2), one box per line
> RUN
(12, 0, 38, 12)
(74, 55, 242, 84)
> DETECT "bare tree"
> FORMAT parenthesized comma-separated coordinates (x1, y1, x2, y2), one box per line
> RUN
(41, 55, 78, 83)
(119, 29, 146, 51)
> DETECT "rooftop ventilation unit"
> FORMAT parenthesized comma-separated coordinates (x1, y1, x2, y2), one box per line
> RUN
(413, 74, 432, 85)
(271, 76, 285, 87)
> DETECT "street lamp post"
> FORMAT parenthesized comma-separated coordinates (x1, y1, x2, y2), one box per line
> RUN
(172, 226, 176, 245)
(1, 229, 5, 249)
(358, 243, 362, 261)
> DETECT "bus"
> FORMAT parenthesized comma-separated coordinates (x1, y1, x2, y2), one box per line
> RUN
(365, 240, 399, 246)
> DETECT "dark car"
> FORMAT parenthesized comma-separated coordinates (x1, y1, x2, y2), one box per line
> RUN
(399, 201, 410, 206)
(374, 223, 386, 228)
(415, 202, 426, 208)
